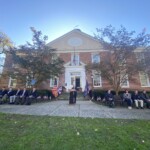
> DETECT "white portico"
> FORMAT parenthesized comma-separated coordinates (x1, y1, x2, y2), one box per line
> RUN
(64, 61, 86, 91)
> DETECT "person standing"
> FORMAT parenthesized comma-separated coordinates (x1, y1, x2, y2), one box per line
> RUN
(69, 85, 77, 104)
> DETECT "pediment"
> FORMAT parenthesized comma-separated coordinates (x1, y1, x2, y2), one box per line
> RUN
(47, 29, 103, 52)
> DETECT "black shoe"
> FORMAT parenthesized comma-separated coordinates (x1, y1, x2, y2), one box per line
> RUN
(141, 107, 144, 109)
(136, 107, 139, 109)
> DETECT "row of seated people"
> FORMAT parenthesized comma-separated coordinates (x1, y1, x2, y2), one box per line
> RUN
(91, 90, 150, 109)
(0, 87, 51, 105)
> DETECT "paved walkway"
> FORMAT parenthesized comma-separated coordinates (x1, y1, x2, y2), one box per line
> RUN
(0, 100, 150, 119)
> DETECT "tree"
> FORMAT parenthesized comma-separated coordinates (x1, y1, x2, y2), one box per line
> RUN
(87, 25, 150, 95)
(0, 31, 12, 54)
(10, 27, 64, 87)
(138, 49, 150, 76)
(0, 31, 13, 82)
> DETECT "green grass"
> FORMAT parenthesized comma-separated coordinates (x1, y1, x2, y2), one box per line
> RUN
(0, 113, 150, 150)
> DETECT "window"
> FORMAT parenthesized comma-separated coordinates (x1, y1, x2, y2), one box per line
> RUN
(135, 52, 145, 63)
(92, 53, 100, 63)
(120, 74, 129, 87)
(26, 76, 31, 88)
(71, 53, 79, 66)
(52, 54, 59, 63)
(26, 72, 35, 88)
(118, 53, 126, 66)
(139, 72, 150, 87)
(92, 71, 102, 87)
(50, 77, 59, 87)
(8, 77, 17, 88)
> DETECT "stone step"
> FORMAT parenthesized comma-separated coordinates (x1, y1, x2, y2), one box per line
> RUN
(57, 92, 88, 100)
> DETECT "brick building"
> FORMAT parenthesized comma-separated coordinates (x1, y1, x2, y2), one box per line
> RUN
(1, 29, 150, 91)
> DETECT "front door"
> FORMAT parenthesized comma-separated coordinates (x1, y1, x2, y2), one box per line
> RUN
(75, 77, 80, 88)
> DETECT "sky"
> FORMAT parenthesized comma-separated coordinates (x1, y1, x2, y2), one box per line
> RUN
(0, 0, 150, 46)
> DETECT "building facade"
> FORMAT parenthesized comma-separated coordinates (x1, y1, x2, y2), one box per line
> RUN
(1, 29, 150, 91)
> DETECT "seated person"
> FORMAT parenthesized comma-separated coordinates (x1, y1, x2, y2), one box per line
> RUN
(140, 90, 150, 109)
(123, 90, 133, 109)
(105, 90, 115, 107)
(132, 90, 144, 109)
(7, 87, 14, 103)
(0, 87, 8, 103)
(10, 88, 22, 104)
(17, 88, 28, 105)
(25, 87, 37, 105)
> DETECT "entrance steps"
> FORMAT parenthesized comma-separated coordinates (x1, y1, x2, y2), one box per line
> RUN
(57, 92, 89, 101)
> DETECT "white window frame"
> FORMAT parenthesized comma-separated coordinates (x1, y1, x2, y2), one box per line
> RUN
(52, 54, 59, 63)
(91, 53, 100, 63)
(135, 52, 145, 64)
(139, 72, 150, 87)
(92, 71, 102, 87)
(26, 73, 34, 88)
(50, 77, 59, 87)
(26, 76, 31, 88)
(71, 53, 79, 66)
(120, 74, 129, 88)
(8, 77, 17, 88)
(118, 53, 126, 66)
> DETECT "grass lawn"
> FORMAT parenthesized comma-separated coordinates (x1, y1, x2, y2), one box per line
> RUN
(0, 113, 150, 150)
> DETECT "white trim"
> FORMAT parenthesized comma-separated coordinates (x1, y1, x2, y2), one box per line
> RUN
(135, 52, 145, 63)
(47, 29, 101, 46)
(71, 53, 80, 66)
(50, 77, 59, 87)
(139, 72, 150, 87)
(120, 75, 129, 88)
(92, 73, 102, 87)
(64, 65, 86, 91)
(91, 53, 100, 63)
(8, 77, 17, 88)
(53, 48, 107, 53)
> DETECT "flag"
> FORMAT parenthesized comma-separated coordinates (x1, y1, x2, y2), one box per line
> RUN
(84, 80, 89, 97)
(52, 78, 58, 98)
(73, 54, 76, 65)
(57, 86, 62, 95)
(31, 79, 36, 85)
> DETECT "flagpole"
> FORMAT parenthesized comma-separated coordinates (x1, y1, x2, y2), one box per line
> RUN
(73, 47, 76, 65)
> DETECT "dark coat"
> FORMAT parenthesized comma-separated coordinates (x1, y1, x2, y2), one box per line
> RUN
(0, 89, 8, 96)
(7, 90, 14, 97)
(15, 90, 22, 96)
(29, 90, 37, 98)
(20, 90, 29, 97)
(140, 93, 150, 101)
(105, 92, 114, 101)
(132, 93, 142, 101)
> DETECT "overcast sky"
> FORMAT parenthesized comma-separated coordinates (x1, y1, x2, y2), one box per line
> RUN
(0, 0, 150, 46)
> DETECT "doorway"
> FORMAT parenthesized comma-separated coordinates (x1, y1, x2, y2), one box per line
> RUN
(75, 77, 80, 88)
